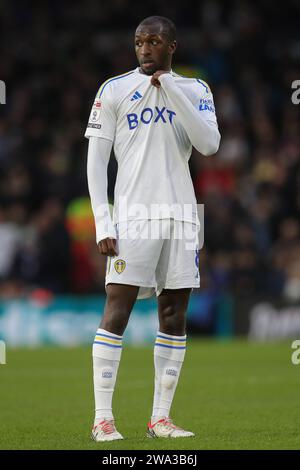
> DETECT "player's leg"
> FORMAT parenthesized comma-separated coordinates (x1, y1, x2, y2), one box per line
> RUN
(92, 283, 139, 441)
(148, 221, 199, 438)
(92, 220, 162, 441)
(147, 288, 195, 438)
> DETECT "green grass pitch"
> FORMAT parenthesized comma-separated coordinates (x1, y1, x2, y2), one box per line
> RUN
(0, 340, 299, 450)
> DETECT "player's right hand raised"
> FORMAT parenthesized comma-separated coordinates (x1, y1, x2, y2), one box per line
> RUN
(98, 238, 118, 257)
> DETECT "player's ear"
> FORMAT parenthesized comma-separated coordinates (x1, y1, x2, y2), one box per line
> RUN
(168, 40, 177, 55)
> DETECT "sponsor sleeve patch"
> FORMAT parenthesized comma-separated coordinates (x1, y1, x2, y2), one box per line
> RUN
(199, 98, 215, 113)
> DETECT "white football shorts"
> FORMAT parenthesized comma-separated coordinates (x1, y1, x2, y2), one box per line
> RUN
(105, 219, 200, 299)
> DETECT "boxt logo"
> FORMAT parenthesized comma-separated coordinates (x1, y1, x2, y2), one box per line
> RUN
(127, 106, 176, 130)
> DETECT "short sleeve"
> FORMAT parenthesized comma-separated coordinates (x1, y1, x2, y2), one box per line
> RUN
(84, 83, 116, 141)
(191, 79, 218, 125)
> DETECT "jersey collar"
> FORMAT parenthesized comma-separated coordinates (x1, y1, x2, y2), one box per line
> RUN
(134, 67, 174, 76)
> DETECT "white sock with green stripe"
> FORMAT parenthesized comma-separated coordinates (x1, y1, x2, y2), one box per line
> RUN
(151, 331, 186, 423)
(92, 328, 123, 425)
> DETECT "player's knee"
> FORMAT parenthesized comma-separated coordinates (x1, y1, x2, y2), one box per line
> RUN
(101, 313, 129, 335)
(97, 366, 114, 389)
(160, 306, 175, 328)
(160, 305, 176, 319)
(160, 306, 185, 334)
(101, 301, 131, 335)
(160, 304, 185, 322)
(106, 293, 132, 316)
(161, 367, 179, 390)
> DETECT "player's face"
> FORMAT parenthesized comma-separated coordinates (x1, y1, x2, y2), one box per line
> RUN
(135, 25, 176, 76)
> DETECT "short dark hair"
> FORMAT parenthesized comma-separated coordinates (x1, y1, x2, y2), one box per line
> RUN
(137, 16, 176, 42)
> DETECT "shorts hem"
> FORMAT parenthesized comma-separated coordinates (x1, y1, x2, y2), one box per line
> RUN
(105, 279, 156, 289)
(156, 282, 200, 296)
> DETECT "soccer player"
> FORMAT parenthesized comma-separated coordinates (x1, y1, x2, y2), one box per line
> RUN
(85, 16, 220, 441)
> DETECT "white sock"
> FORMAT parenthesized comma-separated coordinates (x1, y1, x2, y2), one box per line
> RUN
(92, 328, 123, 425)
(151, 331, 186, 423)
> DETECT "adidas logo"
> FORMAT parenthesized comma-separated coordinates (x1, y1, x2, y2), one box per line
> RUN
(130, 90, 142, 101)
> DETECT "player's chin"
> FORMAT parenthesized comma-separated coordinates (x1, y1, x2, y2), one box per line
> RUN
(141, 63, 157, 75)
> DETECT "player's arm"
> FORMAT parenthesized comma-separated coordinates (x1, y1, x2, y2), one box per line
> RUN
(152, 72, 220, 156)
(85, 83, 118, 256)
(87, 136, 117, 256)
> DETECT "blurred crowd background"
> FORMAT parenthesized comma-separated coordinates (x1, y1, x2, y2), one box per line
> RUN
(0, 0, 299, 301)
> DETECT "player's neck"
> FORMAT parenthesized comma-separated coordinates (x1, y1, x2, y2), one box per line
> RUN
(138, 65, 172, 76)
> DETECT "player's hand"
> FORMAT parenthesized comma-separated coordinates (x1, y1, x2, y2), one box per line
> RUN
(98, 238, 118, 257)
(151, 70, 170, 88)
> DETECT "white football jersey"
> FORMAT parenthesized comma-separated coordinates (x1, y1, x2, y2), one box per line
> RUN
(85, 67, 218, 225)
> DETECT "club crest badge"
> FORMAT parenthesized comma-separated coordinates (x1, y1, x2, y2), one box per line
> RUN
(114, 259, 126, 274)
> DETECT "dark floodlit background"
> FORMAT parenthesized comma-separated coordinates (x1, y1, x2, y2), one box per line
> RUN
(0, 0, 300, 344)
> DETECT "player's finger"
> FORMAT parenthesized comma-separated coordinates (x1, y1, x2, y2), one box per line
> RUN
(107, 238, 118, 256)
(98, 240, 108, 255)
(151, 78, 160, 88)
